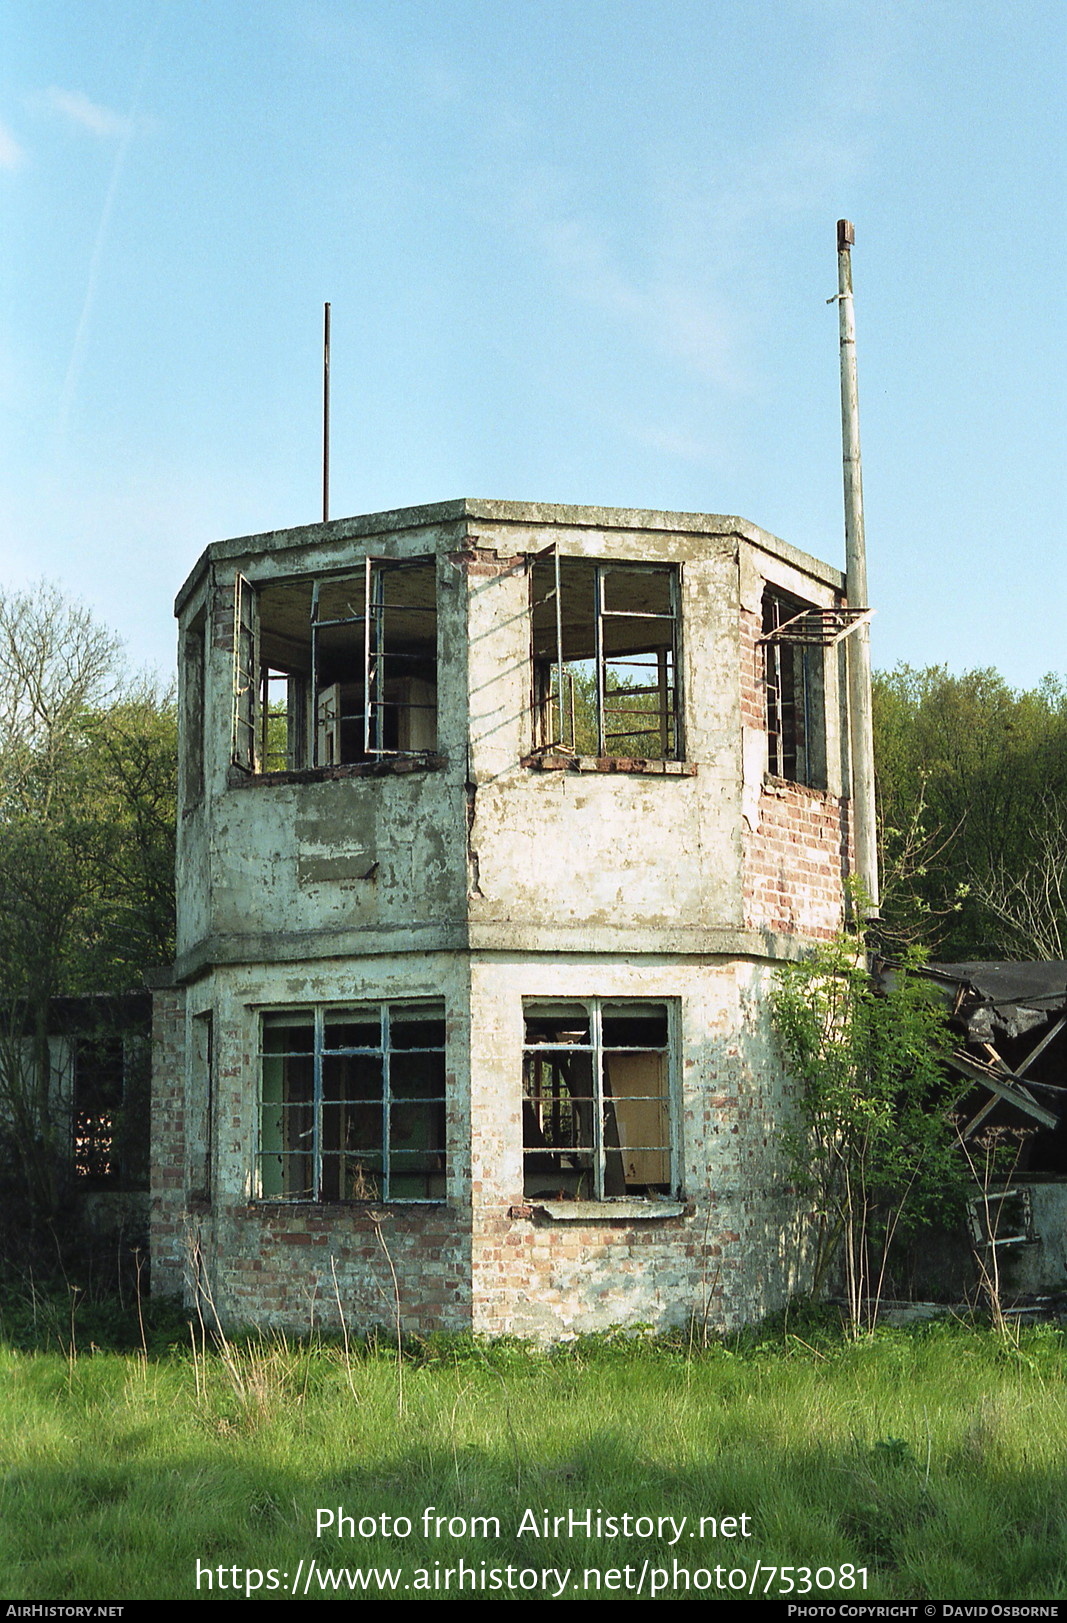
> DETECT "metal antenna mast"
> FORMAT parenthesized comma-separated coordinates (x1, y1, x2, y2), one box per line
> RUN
(322, 302, 331, 523)
(834, 220, 879, 916)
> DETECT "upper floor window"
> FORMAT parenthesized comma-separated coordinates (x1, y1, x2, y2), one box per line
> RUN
(531, 555, 682, 760)
(522, 999, 674, 1201)
(258, 1002, 446, 1202)
(762, 588, 825, 787)
(232, 558, 437, 774)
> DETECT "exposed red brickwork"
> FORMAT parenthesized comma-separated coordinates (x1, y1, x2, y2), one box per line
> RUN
(469, 1189, 804, 1339)
(740, 602, 853, 940)
(744, 779, 852, 940)
(210, 581, 234, 654)
(739, 604, 765, 731)
(187, 1204, 473, 1335)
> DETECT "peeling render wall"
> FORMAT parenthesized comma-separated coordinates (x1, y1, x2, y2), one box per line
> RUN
(153, 499, 855, 1337)
(467, 956, 808, 1338)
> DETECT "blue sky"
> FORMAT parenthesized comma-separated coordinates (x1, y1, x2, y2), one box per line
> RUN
(2, 1, 1063, 688)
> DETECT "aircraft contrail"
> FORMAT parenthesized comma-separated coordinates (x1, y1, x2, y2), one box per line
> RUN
(57, 4, 166, 434)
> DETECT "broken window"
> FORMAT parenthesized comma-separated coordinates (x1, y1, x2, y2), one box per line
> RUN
(258, 1002, 447, 1202)
(72, 1032, 149, 1189)
(231, 558, 438, 774)
(522, 999, 673, 1201)
(531, 555, 681, 759)
(761, 588, 822, 786)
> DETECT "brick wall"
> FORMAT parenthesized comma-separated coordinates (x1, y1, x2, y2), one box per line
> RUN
(739, 602, 852, 940)
(149, 982, 187, 1296)
(744, 779, 852, 940)
(182, 1204, 472, 1335)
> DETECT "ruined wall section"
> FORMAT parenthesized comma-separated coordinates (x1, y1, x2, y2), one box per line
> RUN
(743, 781, 852, 942)
(190, 1203, 472, 1335)
(175, 516, 473, 978)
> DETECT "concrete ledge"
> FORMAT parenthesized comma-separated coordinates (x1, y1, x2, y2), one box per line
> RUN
(529, 1200, 686, 1223)
(228, 754, 447, 789)
(173, 923, 828, 981)
(523, 754, 697, 777)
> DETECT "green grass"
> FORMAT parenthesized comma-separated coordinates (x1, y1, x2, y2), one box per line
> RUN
(1, 1311, 1066, 1600)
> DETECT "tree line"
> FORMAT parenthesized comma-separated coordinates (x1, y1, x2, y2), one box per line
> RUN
(872, 664, 1067, 961)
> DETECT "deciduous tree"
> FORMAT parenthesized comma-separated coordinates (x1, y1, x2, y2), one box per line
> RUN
(872, 666, 1067, 958)
(0, 584, 176, 1231)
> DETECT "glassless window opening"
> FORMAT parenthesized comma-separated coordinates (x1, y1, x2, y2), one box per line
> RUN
(72, 1032, 149, 1190)
(531, 554, 681, 759)
(522, 999, 673, 1201)
(232, 558, 437, 773)
(762, 588, 823, 787)
(258, 1003, 446, 1202)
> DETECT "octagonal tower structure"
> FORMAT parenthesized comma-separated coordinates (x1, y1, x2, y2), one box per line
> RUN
(152, 498, 858, 1337)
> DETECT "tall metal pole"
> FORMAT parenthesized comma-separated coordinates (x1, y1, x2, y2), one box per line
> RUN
(836, 220, 879, 916)
(322, 302, 331, 524)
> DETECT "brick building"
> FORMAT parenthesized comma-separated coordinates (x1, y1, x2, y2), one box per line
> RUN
(151, 498, 864, 1336)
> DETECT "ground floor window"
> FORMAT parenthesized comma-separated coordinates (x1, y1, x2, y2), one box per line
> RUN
(522, 999, 673, 1200)
(258, 1002, 446, 1202)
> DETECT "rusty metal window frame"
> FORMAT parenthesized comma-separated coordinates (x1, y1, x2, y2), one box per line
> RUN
(762, 589, 807, 781)
(230, 560, 438, 772)
(310, 569, 366, 767)
(760, 587, 840, 787)
(521, 998, 676, 1202)
(532, 551, 683, 760)
(361, 557, 438, 759)
(231, 573, 258, 772)
(256, 1001, 447, 1204)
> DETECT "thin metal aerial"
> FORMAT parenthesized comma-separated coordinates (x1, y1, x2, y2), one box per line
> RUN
(323, 302, 331, 523)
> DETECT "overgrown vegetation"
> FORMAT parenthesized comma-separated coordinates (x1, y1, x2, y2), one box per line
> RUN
(1, 1317, 1066, 1600)
(773, 929, 967, 1332)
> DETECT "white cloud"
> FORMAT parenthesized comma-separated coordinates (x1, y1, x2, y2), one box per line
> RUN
(516, 188, 740, 388)
(43, 87, 133, 139)
(627, 420, 723, 467)
(0, 119, 25, 169)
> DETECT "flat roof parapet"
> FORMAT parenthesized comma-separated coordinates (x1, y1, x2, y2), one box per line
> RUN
(175, 497, 844, 616)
